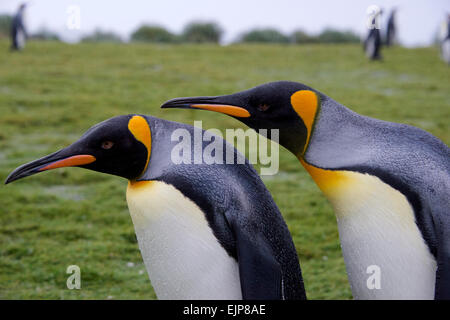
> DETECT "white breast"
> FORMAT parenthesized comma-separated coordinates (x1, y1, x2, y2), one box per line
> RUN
(331, 172, 437, 299)
(126, 180, 242, 300)
(16, 30, 26, 49)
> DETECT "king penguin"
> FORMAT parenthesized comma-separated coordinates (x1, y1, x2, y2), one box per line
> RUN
(440, 14, 450, 65)
(364, 6, 382, 60)
(10, 4, 27, 51)
(5, 114, 306, 300)
(161, 81, 450, 300)
(385, 8, 397, 47)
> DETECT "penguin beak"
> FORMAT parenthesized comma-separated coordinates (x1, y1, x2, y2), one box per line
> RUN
(161, 95, 251, 118)
(5, 146, 96, 184)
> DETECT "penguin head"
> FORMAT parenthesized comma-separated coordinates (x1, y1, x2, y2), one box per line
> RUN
(161, 81, 321, 156)
(5, 115, 152, 184)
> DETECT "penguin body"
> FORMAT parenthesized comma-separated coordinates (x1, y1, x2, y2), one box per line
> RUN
(440, 17, 450, 65)
(442, 38, 450, 65)
(135, 115, 306, 300)
(303, 95, 448, 299)
(364, 7, 382, 60)
(127, 180, 242, 299)
(11, 4, 27, 51)
(364, 28, 381, 60)
(161, 81, 450, 299)
(5, 114, 306, 300)
(315, 169, 437, 299)
(385, 9, 397, 47)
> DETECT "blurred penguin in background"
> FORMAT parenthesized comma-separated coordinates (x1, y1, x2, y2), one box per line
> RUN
(385, 8, 397, 46)
(11, 3, 27, 51)
(440, 14, 450, 65)
(364, 6, 383, 60)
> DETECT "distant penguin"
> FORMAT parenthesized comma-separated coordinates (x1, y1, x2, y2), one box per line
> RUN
(385, 8, 397, 47)
(440, 14, 450, 65)
(162, 81, 450, 300)
(5, 114, 306, 300)
(364, 6, 383, 60)
(11, 4, 27, 51)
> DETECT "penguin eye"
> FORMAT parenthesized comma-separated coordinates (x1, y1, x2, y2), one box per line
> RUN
(257, 104, 270, 112)
(101, 141, 114, 150)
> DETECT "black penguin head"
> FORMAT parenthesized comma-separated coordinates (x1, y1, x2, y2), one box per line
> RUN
(161, 81, 321, 156)
(5, 115, 151, 184)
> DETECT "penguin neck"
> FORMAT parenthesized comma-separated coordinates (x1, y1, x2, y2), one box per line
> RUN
(296, 96, 384, 206)
(299, 96, 377, 170)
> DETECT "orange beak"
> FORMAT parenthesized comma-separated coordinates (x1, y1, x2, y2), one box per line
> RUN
(161, 96, 251, 118)
(38, 155, 96, 171)
(189, 104, 251, 118)
(5, 152, 96, 184)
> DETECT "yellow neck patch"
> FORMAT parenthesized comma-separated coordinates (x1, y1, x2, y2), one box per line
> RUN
(299, 158, 352, 199)
(290, 90, 319, 155)
(128, 115, 152, 176)
(128, 180, 154, 190)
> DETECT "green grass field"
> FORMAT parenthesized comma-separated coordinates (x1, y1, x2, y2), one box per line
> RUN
(0, 40, 448, 299)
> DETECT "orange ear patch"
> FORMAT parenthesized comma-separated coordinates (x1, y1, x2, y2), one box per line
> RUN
(290, 90, 319, 155)
(128, 115, 152, 175)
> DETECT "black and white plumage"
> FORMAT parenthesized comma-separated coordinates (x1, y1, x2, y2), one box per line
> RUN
(11, 4, 27, 51)
(162, 81, 450, 300)
(440, 15, 450, 65)
(364, 8, 382, 60)
(5, 114, 306, 300)
(385, 9, 397, 47)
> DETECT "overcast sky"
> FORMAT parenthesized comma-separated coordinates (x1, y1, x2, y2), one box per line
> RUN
(1, 0, 449, 46)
